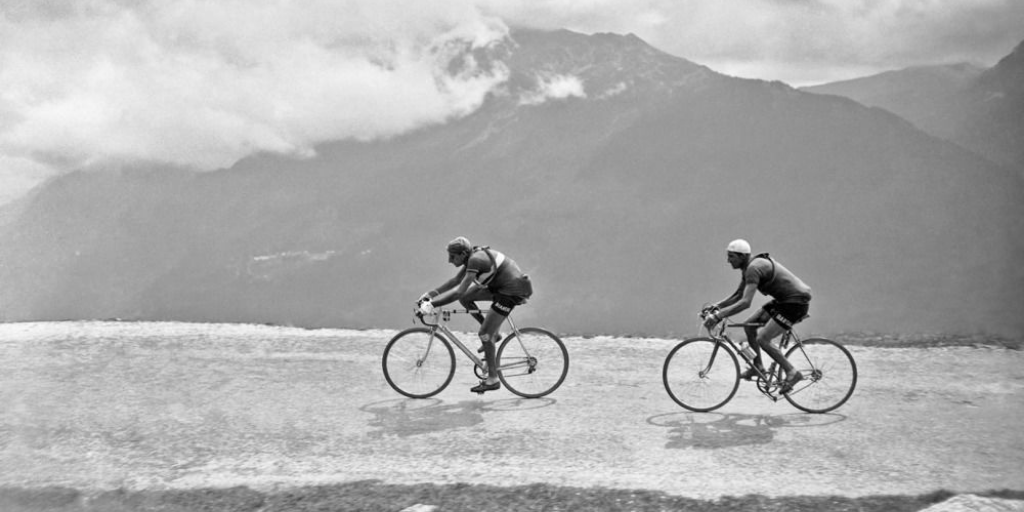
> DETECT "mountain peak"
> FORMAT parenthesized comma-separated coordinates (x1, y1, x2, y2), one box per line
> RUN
(494, 28, 712, 101)
(976, 38, 1024, 93)
(1010, 38, 1024, 58)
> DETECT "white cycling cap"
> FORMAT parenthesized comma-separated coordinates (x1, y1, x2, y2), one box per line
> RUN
(726, 239, 751, 254)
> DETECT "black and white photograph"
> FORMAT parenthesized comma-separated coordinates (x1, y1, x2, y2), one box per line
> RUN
(1, 1, 1022, 510)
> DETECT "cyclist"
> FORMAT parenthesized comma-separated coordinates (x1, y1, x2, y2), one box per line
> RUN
(703, 239, 812, 394)
(417, 236, 533, 394)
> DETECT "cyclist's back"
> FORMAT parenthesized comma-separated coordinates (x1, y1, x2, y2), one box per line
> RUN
(744, 254, 811, 304)
(465, 247, 531, 299)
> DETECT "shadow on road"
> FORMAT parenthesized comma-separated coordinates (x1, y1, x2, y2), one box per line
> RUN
(646, 411, 846, 449)
(361, 397, 558, 438)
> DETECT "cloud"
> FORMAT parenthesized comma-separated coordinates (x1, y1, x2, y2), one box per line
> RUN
(0, 0, 510, 176)
(596, 82, 629, 99)
(518, 74, 587, 105)
(480, 0, 1024, 85)
(2, 0, 1023, 204)
(0, 155, 54, 206)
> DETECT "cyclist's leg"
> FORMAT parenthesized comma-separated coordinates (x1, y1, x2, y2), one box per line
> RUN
(479, 295, 522, 380)
(479, 309, 504, 382)
(755, 319, 793, 374)
(743, 309, 771, 370)
(757, 302, 809, 379)
(459, 287, 494, 324)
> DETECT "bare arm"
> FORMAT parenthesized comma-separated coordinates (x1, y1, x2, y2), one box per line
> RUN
(430, 272, 478, 307)
(713, 281, 746, 310)
(431, 274, 463, 297)
(718, 282, 757, 319)
(420, 266, 467, 302)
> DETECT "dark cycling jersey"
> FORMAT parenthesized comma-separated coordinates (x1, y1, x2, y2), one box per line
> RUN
(461, 246, 533, 299)
(739, 253, 812, 304)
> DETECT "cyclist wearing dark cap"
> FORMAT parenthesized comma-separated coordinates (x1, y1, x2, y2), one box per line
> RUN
(417, 236, 533, 394)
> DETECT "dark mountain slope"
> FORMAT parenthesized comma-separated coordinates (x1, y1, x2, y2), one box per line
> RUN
(804, 40, 1024, 173)
(950, 40, 1024, 171)
(801, 63, 983, 138)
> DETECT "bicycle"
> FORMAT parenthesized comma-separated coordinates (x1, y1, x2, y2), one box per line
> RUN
(382, 308, 569, 399)
(662, 311, 857, 413)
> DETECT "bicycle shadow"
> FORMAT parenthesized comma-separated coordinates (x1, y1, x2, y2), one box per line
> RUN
(361, 397, 557, 438)
(646, 411, 847, 450)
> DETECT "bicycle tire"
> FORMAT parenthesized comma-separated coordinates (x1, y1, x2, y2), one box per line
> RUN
(782, 337, 857, 413)
(496, 327, 569, 398)
(382, 327, 456, 399)
(663, 337, 740, 412)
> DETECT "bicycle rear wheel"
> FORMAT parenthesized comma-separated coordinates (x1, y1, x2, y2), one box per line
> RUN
(663, 337, 740, 412)
(783, 337, 857, 413)
(496, 327, 569, 398)
(382, 327, 456, 399)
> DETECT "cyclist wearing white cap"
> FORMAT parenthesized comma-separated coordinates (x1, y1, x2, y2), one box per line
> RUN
(417, 236, 533, 394)
(703, 239, 812, 394)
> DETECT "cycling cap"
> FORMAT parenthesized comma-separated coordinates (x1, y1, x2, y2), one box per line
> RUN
(447, 236, 472, 254)
(726, 239, 751, 254)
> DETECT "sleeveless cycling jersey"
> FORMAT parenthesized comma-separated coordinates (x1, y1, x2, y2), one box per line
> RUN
(742, 253, 812, 304)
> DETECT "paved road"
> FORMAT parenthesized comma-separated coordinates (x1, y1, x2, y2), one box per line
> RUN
(1, 321, 1022, 499)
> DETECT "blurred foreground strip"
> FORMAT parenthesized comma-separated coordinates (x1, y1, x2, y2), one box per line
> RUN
(922, 494, 1024, 512)
(400, 505, 439, 512)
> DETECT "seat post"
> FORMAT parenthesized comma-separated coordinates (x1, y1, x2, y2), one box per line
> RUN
(505, 315, 518, 335)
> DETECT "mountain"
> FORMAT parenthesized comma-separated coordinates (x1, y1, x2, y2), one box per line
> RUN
(948, 40, 1024, 171)
(800, 63, 983, 137)
(2, 28, 1022, 338)
(802, 40, 1024, 173)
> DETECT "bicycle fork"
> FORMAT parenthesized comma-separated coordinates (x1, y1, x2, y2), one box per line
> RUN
(701, 341, 726, 378)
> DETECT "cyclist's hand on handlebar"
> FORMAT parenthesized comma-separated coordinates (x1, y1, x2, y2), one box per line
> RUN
(702, 310, 722, 330)
(417, 300, 435, 316)
(699, 304, 719, 319)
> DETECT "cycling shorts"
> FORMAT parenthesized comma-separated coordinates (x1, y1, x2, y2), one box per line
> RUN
(763, 301, 809, 330)
(490, 294, 527, 317)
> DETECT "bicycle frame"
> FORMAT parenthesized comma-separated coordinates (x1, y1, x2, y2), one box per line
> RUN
(385, 307, 568, 399)
(706, 320, 801, 398)
(417, 309, 524, 373)
(664, 312, 856, 412)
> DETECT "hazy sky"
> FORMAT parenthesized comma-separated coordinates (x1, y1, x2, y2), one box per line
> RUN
(2, 0, 1022, 205)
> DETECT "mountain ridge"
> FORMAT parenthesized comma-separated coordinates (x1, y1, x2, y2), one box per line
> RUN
(802, 39, 1024, 173)
(1, 29, 1021, 338)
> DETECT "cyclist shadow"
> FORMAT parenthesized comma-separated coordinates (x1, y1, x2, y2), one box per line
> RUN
(647, 411, 846, 450)
(361, 397, 557, 439)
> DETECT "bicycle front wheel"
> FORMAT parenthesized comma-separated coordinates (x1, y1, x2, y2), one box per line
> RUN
(382, 327, 455, 399)
(783, 337, 857, 413)
(496, 328, 569, 398)
(663, 337, 740, 412)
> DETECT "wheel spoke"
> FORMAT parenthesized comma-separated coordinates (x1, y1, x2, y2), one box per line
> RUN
(783, 338, 857, 413)
(497, 328, 568, 398)
(663, 338, 740, 412)
(383, 328, 455, 399)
